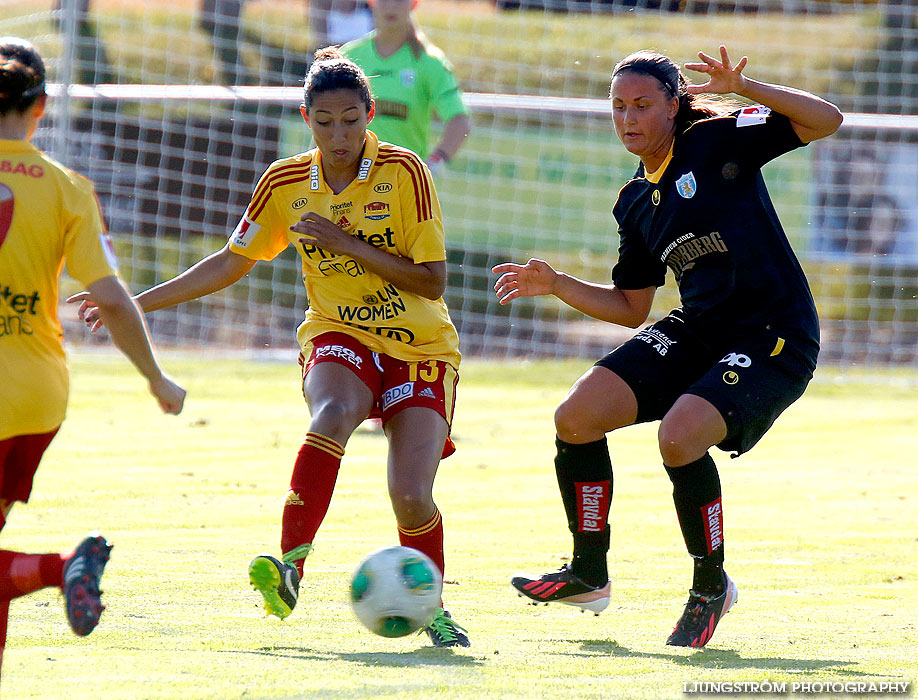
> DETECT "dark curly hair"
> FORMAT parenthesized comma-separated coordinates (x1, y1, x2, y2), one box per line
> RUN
(303, 46, 372, 112)
(0, 36, 46, 115)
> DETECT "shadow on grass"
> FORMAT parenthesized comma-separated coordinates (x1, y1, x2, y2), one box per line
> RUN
(573, 640, 870, 676)
(221, 645, 484, 668)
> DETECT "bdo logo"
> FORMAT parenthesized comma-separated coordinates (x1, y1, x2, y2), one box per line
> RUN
(382, 381, 414, 410)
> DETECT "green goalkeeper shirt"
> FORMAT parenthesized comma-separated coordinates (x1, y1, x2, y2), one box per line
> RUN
(341, 33, 468, 159)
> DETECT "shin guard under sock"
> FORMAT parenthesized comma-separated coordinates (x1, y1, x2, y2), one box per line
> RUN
(554, 437, 612, 587)
(281, 433, 343, 576)
(397, 508, 445, 577)
(664, 453, 725, 595)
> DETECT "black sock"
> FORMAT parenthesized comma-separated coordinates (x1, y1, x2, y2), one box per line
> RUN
(664, 453, 725, 596)
(554, 436, 612, 587)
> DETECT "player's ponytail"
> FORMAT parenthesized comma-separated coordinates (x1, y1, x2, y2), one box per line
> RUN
(611, 51, 736, 134)
(0, 36, 46, 116)
(303, 46, 372, 112)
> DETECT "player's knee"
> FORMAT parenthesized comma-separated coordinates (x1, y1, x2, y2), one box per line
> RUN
(554, 399, 583, 442)
(657, 420, 706, 466)
(309, 400, 365, 436)
(388, 486, 432, 524)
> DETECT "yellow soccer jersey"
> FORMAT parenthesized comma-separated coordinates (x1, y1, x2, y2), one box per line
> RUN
(228, 131, 460, 366)
(0, 139, 118, 440)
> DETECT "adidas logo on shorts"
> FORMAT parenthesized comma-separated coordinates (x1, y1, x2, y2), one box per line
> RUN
(419, 387, 436, 399)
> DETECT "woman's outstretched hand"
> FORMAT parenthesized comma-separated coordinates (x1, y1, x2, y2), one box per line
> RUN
(684, 45, 748, 96)
(492, 258, 559, 305)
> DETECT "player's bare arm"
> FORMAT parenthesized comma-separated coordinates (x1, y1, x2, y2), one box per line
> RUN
(83, 275, 186, 415)
(292, 211, 446, 300)
(69, 245, 255, 330)
(684, 45, 843, 144)
(432, 113, 471, 163)
(492, 259, 655, 328)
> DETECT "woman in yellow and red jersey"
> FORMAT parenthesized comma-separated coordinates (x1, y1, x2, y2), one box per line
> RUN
(0, 37, 185, 676)
(72, 47, 469, 647)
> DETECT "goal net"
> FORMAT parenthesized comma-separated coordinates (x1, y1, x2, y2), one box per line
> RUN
(3, 0, 916, 380)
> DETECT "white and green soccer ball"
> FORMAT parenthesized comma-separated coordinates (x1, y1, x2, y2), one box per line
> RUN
(349, 546, 443, 638)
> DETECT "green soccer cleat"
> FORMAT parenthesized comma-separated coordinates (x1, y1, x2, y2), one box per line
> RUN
(424, 608, 470, 648)
(248, 554, 300, 620)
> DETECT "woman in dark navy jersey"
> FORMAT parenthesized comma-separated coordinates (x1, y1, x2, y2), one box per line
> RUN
(493, 46, 842, 648)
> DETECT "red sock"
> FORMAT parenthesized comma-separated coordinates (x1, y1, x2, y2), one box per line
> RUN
(0, 550, 66, 600)
(281, 433, 344, 576)
(398, 508, 444, 577)
(0, 599, 9, 676)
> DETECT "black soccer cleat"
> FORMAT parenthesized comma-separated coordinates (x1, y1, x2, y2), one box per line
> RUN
(63, 533, 113, 636)
(511, 563, 610, 615)
(666, 572, 738, 647)
(424, 608, 470, 648)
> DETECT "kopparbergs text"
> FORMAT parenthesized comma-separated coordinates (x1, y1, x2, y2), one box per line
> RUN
(683, 680, 911, 695)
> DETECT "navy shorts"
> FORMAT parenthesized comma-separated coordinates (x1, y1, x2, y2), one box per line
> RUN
(595, 312, 816, 456)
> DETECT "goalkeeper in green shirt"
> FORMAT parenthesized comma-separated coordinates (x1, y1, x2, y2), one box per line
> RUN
(340, 0, 470, 175)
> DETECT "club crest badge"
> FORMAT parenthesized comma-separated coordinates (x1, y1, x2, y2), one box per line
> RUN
(400, 69, 416, 88)
(676, 172, 697, 199)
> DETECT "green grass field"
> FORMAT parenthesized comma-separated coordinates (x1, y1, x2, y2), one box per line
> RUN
(3, 355, 917, 699)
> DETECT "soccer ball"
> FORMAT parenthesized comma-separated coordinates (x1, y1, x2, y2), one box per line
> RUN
(349, 546, 442, 638)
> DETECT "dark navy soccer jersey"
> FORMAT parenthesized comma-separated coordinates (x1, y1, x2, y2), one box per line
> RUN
(611, 107, 819, 362)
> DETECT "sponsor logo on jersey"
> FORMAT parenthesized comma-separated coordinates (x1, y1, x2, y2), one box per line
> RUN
(374, 182, 393, 194)
(702, 498, 723, 552)
(99, 232, 119, 269)
(382, 381, 414, 410)
(341, 322, 416, 344)
(719, 352, 751, 368)
(0, 160, 44, 178)
(310, 163, 320, 190)
(0, 285, 41, 315)
(652, 189, 661, 206)
(360, 284, 401, 307)
(736, 105, 771, 128)
(337, 295, 407, 323)
(231, 215, 261, 248)
(675, 171, 697, 199)
(330, 200, 353, 214)
(0, 283, 40, 338)
(661, 231, 729, 278)
(292, 197, 308, 209)
(317, 258, 365, 277)
(315, 343, 363, 368)
(418, 387, 437, 399)
(375, 99, 409, 120)
(364, 201, 390, 221)
(576, 482, 609, 532)
(721, 162, 740, 180)
(336, 216, 352, 229)
(722, 371, 739, 385)
(357, 157, 373, 181)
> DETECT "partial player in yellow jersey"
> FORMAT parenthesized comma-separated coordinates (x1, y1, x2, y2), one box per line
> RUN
(0, 37, 185, 677)
(340, 0, 470, 174)
(71, 48, 470, 648)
